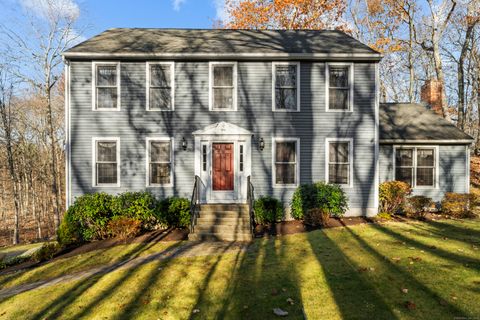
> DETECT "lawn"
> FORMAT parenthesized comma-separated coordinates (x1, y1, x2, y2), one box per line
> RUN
(0, 218, 479, 319)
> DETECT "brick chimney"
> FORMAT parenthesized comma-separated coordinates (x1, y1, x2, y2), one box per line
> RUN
(421, 79, 443, 116)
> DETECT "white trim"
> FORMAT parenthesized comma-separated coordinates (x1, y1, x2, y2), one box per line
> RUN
(325, 62, 354, 112)
(325, 138, 354, 188)
(272, 137, 300, 188)
(272, 62, 301, 112)
(381, 139, 473, 144)
(64, 61, 71, 208)
(466, 145, 471, 193)
(393, 145, 439, 190)
(208, 61, 238, 111)
(92, 61, 121, 111)
(92, 137, 121, 187)
(374, 62, 380, 211)
(145, 137, 174, 187)
(146, 61, 175, 111)
(63, 52, 383, 61)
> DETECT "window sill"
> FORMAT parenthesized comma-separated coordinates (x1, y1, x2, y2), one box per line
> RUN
(93, 108, 121, 112)
(147, 184, 174, 188)
(272, 184, 298, 189)
(326, 109, 353, 113)
(272, 109, 300, 112)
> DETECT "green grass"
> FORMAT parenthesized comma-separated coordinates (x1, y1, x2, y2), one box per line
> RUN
(0, 219, 479, 319)
(0, 243, 44, 262)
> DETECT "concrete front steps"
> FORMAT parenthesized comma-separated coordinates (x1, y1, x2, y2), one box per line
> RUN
(188, 204, 252, 242)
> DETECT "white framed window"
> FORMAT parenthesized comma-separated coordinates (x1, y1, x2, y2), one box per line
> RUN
(92, 137, 120, 187)
(146, 137, 174, 187)
(146, 62, 175, 111)
(272, 62, 300, 112)
(92, 62, 121, 111)
(394, 146, 438, 188)
(326, 63, 354, 112)
(209, 61, 237, 111)
(326, 138, 353, 187)
(272, 137, 300, 187)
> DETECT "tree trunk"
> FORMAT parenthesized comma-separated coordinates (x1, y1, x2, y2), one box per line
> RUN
(458, 23, 475, 130)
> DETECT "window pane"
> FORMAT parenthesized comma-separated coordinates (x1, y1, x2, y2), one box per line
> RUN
(149, 88, 172, 110)
(150, 141, 170, 162)
(96, 65, 117, 86)
(417, 149, 434, 167)
(275, 65, 297, 87)
(329, 88, 348, 110)
(150, 65, 171, 87)
(150, 163, 171, 184)
(213, 88, 233, 109)
(395, 167, 413, 186)
(97, 88, 117, 109)
(329, 67, 348, 87)
(275, 88, 297, 110)
(396, 149, 413, 167)
(97, 163, 117, 184)
(329, 142, 349, 163)
(97, 142, 116, 162)
(276, 142, 296, 162)
(329, 164, 349, 184)
(213, 66, 233, 86)
(275, 164, 295, 184)
(417, 168, 434, 186)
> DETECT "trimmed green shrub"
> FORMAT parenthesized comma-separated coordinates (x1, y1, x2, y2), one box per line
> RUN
(57, 212, 82, 246)
(33, 242, 59, 262)
(379, 181, 412, 215)
(112, 191, 158, 229)
(253, 196, 283, 224)
(156, 197, 191, 228)
(291, 182, 348, 220)
(404, 195, 432, 219)
(441, 193, 477, 218)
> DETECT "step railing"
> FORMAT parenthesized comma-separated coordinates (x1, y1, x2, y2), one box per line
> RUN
(247, 175, 255, 236)
(190, 175, 200, 233)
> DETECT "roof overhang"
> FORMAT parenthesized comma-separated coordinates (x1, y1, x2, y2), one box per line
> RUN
(380, 139, 473, 145)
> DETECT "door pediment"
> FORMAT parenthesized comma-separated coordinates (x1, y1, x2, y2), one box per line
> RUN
(193, 122, 252, 136)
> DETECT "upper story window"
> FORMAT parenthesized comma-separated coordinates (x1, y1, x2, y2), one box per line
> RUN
(92, 62, 120, 111)
(209, 62, 237, 111)
(93, 138, 120, 186)
(147, 138, 173, 186)
(395, 147, 437, 188)
(273, 138, 299, 187)
(327, 139, 352, 186)
(273, 62, 300, 111)
(326, 63, 354, 112)
(147, 62, 174, 111)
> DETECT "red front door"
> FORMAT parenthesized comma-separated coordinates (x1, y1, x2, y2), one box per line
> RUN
(212, 143, 234, 191)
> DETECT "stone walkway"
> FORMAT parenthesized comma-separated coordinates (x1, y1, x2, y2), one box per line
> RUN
(0, 241, 249, 300)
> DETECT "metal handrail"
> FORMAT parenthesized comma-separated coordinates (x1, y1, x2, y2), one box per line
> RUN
(247, 175, 255, 236)
(190, 175, 200, 233)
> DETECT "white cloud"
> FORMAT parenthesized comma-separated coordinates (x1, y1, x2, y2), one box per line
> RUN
(19, 0, 80, 20)
(212, 0, 227, 22)
(172, 0, 186, 11)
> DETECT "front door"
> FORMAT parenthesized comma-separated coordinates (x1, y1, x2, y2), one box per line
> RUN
(212, 143, 234, 191)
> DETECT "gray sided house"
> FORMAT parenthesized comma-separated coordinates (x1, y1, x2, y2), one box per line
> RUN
(62, 29, 472, 223)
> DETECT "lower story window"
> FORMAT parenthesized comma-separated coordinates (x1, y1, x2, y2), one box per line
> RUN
(94, 138, 119, 185)
(395, 147, 436, 187)
(274, 138, 299, 185)
(327, 139, 351, 186)
(148, 138, 173, 185)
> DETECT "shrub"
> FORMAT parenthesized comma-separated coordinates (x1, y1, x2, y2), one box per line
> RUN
(33, 242, 59, 262)
(253, 196, 283, 224)
(291, 182, 348, 220)
(441, 193, 477, 218)
(376, 212, 392, 220)
(404, 196, 432, 219)
(156, 197, 191, 228)
(107, 217, 142, 241)
(57, 212, 82, 247)
(112, 191, 158, 229)
(379, 181, 412, 215)
(304, 208, 330, 227)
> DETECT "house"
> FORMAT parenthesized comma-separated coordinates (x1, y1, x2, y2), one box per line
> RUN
(62, 29, 472, 240)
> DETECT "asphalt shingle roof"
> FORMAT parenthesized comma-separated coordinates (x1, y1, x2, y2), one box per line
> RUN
(380, 103, 473, 143)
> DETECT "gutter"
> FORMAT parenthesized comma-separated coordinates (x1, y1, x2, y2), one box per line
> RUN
(380, 139, 474, 145)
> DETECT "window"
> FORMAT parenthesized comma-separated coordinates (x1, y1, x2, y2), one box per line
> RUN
(327, 139, 352, 186)
(273, 62, 300, 111)
(147, 62, 174, 111)
(326, 63, 353, 111)
(202, 145, 207, 172)
(273, 138, 299, 186)
(147, 138, 173, 186)
(210, 62, 237, 111)
(93, 62, 120, 110)
(93, 138, 119, 186)
(395, 147, 436, 188)
(239, 145, 244, 172)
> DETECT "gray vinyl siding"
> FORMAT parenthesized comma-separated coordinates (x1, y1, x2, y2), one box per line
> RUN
(379, 144, 468, 202)
(69, 60, 377, 212)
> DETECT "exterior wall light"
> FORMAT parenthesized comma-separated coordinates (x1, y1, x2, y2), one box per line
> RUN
(259, 137, 265, 151)
(182, 137, 187, 151)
